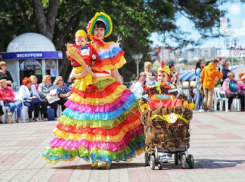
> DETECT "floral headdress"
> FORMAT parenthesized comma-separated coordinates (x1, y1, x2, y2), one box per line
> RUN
(86, 12, 113, 39)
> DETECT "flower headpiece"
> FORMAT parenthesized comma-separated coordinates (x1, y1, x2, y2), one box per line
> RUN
(158, 60, 170, 75)
(86, 12, 113, 39)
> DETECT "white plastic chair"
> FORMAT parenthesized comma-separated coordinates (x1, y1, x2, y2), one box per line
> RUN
(213, 88, 226, 111)
(219, 91, 241, 111)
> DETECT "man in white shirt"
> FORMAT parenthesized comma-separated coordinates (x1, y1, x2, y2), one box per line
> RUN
(132, 72, 151, 98)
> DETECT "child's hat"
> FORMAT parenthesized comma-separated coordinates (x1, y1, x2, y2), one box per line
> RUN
(75, 30, 87, 38)
(158, 60, 170, 75)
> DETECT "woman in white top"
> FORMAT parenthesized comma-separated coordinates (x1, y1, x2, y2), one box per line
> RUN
(144, 62, 156, 84)
(17, 77, 41, 121)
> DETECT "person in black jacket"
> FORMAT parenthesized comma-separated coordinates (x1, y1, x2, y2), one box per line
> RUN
(0, 105, 4, 124)
(0, 61, 13, 86)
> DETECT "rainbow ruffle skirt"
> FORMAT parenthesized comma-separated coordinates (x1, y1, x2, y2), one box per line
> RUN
(41, 77, 145, 166)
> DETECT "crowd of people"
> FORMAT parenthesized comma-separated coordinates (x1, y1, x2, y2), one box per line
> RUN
(195, 59, 245, 112)
(130, 59, 245, 112)
(0, 60, 75, 124)
(1, 57, 245, 124)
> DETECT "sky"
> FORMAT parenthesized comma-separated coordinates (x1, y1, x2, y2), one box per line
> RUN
(150, 0, 245, 50)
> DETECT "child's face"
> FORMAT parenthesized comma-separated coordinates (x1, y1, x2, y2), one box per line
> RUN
(75, 36, 87, 47)
(157, 71, 168, 85)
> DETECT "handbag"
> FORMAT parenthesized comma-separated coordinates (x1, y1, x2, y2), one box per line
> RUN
(24, 98, 40, 105)
(5, 108, 14, 124)
(199, 85, 204, 94)
(48, 107, 55, 121)
(46, 95, 60, 104)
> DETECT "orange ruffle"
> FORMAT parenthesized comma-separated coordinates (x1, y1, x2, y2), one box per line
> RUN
(93, 52, 126, 71)
(71, 81, 121, 98)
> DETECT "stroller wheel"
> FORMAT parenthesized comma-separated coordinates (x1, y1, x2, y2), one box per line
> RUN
(150, 155, 155, 170)
(145, 153, 150, 166)
(180, 153, 187, 169)
(174, 153, 179, 165)
(158, 160, 163, 170)
(187, 154, 194, 169)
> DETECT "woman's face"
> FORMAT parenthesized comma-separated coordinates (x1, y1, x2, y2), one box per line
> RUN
(148, 65, 152, 72)
(200, 61, 203, 68)
(1, 81, 7, 88)
(45, 77, 52, 85)
(228, 74, 235, 80)
(0, 64, 6, 71)
(157, 71, 168, 85)
(93, 27, 105, 40)
(27, 81, 32, 88)
(31, 79, 37, 85)
(58, 77, 64, 85)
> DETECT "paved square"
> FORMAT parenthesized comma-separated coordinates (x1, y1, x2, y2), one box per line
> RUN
(0, 111, 245, 182)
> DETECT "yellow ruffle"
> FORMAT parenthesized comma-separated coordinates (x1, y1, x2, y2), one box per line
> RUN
(68, 85, 127, 106)
(53, 119, 142, 142)
(93, 56, 126, 72)
(41, 154, 77, 165)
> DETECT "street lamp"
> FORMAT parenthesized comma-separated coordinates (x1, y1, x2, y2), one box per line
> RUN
(224, 38, 239, 69)
(174, 49, 182, 71)
(132, 53, 143, 77)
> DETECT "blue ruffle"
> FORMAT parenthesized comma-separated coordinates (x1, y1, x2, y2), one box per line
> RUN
(98, 47, 122, 60)
(41, 141, 145, 166)
(62, 93, 136, 121)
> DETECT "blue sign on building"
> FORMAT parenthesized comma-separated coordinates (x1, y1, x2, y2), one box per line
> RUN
(1, 51, 63, 60)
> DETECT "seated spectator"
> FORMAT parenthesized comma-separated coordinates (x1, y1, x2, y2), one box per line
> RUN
(222, 72, 245, 112)
(189, 86, 195, 103)
(0, 105, 4, 124)
(238, 73, 245, 92)
(132, 72, 151, 98)
(30, 75, 39, 91)
(130, 77, 139, 91)
(0, 79, 22, 122)
(38, 75, 58, 120)
(169, 63, 179, 85)
(54, 76, 71, 111)
(221, 61, 231, 85)
(0, 61, 14, 86)
(17, 77, 41, 122)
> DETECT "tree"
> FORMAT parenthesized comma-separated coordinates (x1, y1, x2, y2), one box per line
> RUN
(0, 0, 221, 81)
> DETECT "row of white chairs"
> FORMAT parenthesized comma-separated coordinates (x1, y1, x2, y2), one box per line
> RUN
(0, 98, 62, 124)
(213, 88, 241, 111)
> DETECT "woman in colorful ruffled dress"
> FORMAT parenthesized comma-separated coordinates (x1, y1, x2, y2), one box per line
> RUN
(41, 12, 145, 169)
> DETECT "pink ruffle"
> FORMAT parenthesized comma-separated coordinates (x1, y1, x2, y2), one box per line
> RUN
(65, 90, 132, 113)
(49, 124, 144, 152)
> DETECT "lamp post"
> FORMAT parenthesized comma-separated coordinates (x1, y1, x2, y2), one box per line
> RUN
(174, 49, 182, 71)
(224, 38, 239, 69)
(132, 53, 143, 77)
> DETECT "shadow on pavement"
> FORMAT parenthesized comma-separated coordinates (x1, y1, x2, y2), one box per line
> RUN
(49, 159, 244, 170)
(50, 162, 146, 170)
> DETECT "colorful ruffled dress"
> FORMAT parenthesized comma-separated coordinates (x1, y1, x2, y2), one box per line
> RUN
(41, 40, 145, 168)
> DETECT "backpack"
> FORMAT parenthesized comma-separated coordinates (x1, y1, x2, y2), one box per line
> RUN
(5, 108, 14, 124)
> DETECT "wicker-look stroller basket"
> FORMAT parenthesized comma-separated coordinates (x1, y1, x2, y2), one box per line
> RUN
(140, 87, 195, 170)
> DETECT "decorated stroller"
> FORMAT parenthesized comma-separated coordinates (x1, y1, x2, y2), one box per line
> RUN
(139, 62, 195, 170)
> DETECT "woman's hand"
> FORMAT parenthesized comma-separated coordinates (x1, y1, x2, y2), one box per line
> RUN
(6, 80, 11, 85)
(72, 65, 92, 78)
(32, 96, 36, 99)
(66, 92, 71, 97)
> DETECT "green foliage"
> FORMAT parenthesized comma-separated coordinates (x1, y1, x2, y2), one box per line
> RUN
(0, 0, 221, 81)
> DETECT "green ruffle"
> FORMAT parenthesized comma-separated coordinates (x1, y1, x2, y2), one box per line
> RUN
(44, 134, 145, 159)
(58, 100, 140, 129)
